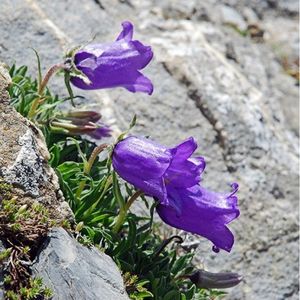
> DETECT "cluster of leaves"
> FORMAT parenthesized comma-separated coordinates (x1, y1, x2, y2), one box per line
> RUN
(4, 277, 53, 300)
(0, 181, 53, 300)
(8, 65, 61, 123)
(7, 65, 226, 300)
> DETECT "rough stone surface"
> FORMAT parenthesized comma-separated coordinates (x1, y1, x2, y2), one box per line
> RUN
(32, 228, 129, 300)
(219, 5, 248, 31)
(0, 65, 73, 222)
(0, 1, 298, 299)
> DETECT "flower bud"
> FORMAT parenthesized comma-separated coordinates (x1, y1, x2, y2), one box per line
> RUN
(50, 110, 111, 140)
(75, 221, 84, 232)
(189, 270, 243, 289)
(17, 204, 28, 215)
(65, 111, 101, 123)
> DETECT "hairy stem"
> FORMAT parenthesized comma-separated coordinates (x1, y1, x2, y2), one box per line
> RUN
(113, 190, 144, 233)
(28, 63, 65, 119)
(76, 144, 109, 200)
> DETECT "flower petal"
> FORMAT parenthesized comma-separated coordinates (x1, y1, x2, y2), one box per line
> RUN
(71, 21, 153, 94)
(123, 71, 153, 95)
(116, 21, 134, 41)
(87, 122, 112, 139)
(157, 184, 239, 252)
(70, 68, 153, 95)
(170, 137, 198, 160)
(164, 137, 205, 188)
(112, 136, 172, 202)
(75, 39, 153, 72)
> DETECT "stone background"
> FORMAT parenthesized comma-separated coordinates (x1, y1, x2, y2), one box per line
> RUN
(0, 1, 299, 299)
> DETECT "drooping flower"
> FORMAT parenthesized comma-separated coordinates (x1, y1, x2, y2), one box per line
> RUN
(112, 135, 240, 252)
(50, 110, 111, 139)
(112, 136, 205, 205)
(156, 183, 240, 252)
(70, 21, 153, 95)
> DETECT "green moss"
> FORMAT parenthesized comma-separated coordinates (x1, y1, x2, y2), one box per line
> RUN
(0, 196, 55, 299)
(0, 180, 12, 201)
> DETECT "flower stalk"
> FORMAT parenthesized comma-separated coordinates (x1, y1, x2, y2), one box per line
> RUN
(76, 144, 109, 200)
(112, 190, 143, 233)
(28, 63, 65, 119)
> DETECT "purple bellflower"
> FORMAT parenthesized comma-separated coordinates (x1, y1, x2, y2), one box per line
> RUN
(156, 183, 239, 252)
(112, 136, 205, 206)
(112, 136, 240, 252)
(70, 21, 153, 95)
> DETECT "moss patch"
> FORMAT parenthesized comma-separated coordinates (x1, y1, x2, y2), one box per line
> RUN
(0, 180, 54, 299)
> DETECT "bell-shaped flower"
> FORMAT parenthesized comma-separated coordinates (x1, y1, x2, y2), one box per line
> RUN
(156, 183, 240, 252)
(70, 21, 153, 94)
(112, 135, 240, 252)
(112, 136, 205, 205)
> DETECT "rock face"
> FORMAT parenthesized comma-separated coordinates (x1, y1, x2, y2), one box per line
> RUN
(0, 63, 72, 222)
(0, 1, 298, 299)
(32, 228, 129, 300)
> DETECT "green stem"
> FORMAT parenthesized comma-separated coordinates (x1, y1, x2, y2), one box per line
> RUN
(28, 63, 65, 120)
(75, 144, 109, 200)
(112, 190, 143, 233)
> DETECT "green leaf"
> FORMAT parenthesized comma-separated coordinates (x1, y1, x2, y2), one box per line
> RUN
(112, 171, 125, 209)
(31, 48, 42, 90)
(129, 114, 137, 129)
(163, 290, 180, 300)
(64, 71, 75, 106)
(134, 291, 153, 299)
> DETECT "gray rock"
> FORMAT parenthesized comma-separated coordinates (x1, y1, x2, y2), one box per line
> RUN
(2, 129, 48, 197)
(242, 7, 259, 24)
(0, 65, 73, 222)
(32, 228, 129, 300)
(277, 0, 299, 16)
(219, 5, 248, 31)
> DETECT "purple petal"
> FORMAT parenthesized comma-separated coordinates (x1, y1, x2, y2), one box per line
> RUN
(76, 40, 153, 72)
(164, 137, 205, 188)
(87, 122, 112, 139)
(112, 136, 172, 203)
(71, 69, 153, 95)
(119, 172, 167, 204)
(170, 137, 198, 159)
(71, 21, 153, 94)
(123, 71, 153, 94)
(74, 51, 96, 66)
(116, 21, 133, 41)
(157, 184, 240, 252)
(130, 40, 153, 69)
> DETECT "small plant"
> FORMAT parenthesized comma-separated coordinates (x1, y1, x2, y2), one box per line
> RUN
(123, 272, 153, 299)
(19, 278, 53, 300)
(6, 60, 242, 299)
(0, 182, 53, 299)
(4, 21, 242, 299)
